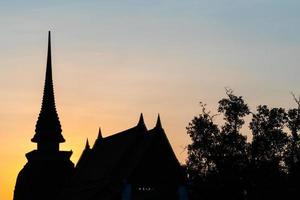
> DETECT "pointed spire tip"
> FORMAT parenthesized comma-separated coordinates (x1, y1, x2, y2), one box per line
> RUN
(32, 31, 64, 143)
(137, 113, 145, 126)
(97, 127, 103, 139)
(156, 113, 162, 129)
(85, 138, 90, 149)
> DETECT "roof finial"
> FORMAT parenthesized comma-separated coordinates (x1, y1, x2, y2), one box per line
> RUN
(155, 113, 162, 129)
(137, 113, 145, 127)
(97, 127, 103, 139)
(85, 138, 90, 150)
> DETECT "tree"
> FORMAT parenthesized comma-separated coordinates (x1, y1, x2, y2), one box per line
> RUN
(249, 105, 288, 200)
(217, 88, 250, 171)
(218, 88, 250, 134)
(186, 102, 221, 200)
(186, 90, 300, 200)
(186, 102, 220, 179)
(217, 89, 250, 200)
(286, 94, 300, 169)
(285, 94, 300, 195)
(250, 105, 288, 167)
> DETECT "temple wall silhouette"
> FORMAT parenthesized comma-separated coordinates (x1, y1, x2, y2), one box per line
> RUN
(14, 32, 188, 200)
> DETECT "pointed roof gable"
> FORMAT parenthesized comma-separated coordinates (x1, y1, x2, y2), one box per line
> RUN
(127, 116, 185, 184)
(76, 139, 92, 170)
(136, 113, 147, 132)
(85, 139, 90, 150)
(97, 127, 103, 139)
(32, 31, 65, 143)
(155, 114, 163, 129)
(68, 116, 186, 199)
(137, 113, 145, 127)
(73, 115, 185, 183)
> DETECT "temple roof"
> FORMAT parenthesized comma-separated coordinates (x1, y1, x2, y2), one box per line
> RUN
(68, 115, 185, 199)
(32, 31, 65, 143)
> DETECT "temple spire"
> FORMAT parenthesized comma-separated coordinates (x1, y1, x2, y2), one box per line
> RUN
(32, 31, 65, 147)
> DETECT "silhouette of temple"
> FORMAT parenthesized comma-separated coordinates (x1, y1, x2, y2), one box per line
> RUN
(14, 32, 74, 200)
(14, 32, 188, 200)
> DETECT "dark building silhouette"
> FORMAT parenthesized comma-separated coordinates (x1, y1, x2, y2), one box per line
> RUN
(14, 32, 74, 200)
(14, 32, 188, 200)
(62, 114, 188, 200)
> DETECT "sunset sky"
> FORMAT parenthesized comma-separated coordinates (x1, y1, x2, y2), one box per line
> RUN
(1, 1, 300, 199)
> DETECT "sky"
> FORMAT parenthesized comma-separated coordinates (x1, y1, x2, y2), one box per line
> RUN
(1, 0, 300, 199)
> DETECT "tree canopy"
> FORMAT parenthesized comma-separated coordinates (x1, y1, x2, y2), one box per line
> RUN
(186, 90, 300, 200)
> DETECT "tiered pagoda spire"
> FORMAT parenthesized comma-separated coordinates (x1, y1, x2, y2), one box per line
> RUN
(31, 31, 65, 151)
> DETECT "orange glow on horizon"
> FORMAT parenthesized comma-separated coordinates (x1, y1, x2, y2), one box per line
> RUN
(0, 97, 191, 200)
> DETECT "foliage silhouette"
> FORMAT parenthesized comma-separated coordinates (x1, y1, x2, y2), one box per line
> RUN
(186, 90, 300, 200)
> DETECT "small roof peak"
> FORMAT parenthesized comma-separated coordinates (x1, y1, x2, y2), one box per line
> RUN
(85, 139, 90, 150)
(137, 113, 145, 127)
(155, 113, 163, 129)
(97, 127, 103, 139)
